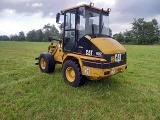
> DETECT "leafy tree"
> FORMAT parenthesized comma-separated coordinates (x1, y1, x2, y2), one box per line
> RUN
(50, 25, 60, 39)
(109, 28, 112, 37)
(10, 34, 20, 41)
(132, 18, 159, 44)
(26, 24, 60, 42)
(113, 18, 160, 45)
(43, 23, 52, 41)
(0, 35, 10, 41)
(123, 30, 134, 43)
(43, 24, 60, 41)
(113, 32, 124, 43)
(0, 23, 60, 42)
(43, 23, 52, 31)
(19, 31, 25, 41)
(36, 29, 44, 42)
(151, 19, 159, 44)
(26, 30, 37, 41)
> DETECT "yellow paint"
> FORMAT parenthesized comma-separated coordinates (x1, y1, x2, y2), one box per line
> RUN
(66, 67, 75, 82)
(111, 56, 115, 63)
(47, 37, 127, 81)
(40, 58, 46, 69)
(51, 42, 64, 63)
(82, 64, 127, 80)
(62, 53, 106, 67)
(62, 53, 127, 80)
(91, 37, 126, 54)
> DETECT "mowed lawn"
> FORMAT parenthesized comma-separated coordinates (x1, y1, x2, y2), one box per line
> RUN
(0, 41, 160, 120)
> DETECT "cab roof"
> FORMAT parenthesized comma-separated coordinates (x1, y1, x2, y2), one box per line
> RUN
(61, 4, 109, 14)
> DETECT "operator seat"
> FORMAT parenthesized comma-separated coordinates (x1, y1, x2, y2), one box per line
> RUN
(89, 24, 98, 34)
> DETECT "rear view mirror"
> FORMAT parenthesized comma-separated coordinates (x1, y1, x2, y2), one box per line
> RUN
(56, 13, 60, 23)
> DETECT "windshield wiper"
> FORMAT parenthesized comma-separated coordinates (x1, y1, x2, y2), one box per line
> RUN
(100, 22, 104, 35)
(92, 24, 97, 38)
(92, 24, 94, 35)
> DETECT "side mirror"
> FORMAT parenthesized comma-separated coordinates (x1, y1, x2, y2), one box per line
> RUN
(56, 13, 60, 23)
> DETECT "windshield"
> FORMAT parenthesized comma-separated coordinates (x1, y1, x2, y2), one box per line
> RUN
(101, 15, 109, 35)
(85, 9, 99, 35)
(77, 7, 109, 38)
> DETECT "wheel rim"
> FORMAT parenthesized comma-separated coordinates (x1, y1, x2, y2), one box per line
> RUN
(66, 67, 75, 82)
(40, 58, 46, 69)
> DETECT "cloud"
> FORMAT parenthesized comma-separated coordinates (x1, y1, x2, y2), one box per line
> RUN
(0, 0, 115, 17)
(112, 0, 160, 21)
(1, 0, 160, 17)
(1, 0, 159, 19)
(2, 9, 16, 15)
(0, 9, 57, 35)
(30, 3, 43, 8)
(0, 0, 160, 35)
(76, 1, 88, 6)
(93, 0, 116, 6)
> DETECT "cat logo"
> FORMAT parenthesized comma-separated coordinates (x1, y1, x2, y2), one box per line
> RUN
(115, 53, 122, 63)
(86, 50, 93, 56)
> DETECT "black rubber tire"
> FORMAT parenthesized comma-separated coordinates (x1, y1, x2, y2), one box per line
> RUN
(39, 53, 55, 73)
(62, 60, 87, 87)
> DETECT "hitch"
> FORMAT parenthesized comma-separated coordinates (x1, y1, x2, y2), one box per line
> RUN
(35, 62, 39, 65)
(35, 57, 39, 60)
(35, 57, 39, 65)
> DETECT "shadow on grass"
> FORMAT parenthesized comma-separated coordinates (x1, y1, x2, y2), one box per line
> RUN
(85, 76, 122, 91)
(46, 65, 122, 92)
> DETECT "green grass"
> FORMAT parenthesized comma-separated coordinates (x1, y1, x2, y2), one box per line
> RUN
(0, 41, 160, 120)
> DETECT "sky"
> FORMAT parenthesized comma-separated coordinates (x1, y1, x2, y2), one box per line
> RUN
(0, 0, 160, 36)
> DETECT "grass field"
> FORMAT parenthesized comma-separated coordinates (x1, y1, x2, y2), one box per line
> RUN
(0, 41, 160, 120)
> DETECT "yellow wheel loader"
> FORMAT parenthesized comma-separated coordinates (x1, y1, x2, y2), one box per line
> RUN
(35, 3, 127, 87)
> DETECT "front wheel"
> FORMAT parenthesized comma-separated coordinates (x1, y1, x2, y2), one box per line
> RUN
(39, 53, 55, 73)
(62, 60, 87, 87)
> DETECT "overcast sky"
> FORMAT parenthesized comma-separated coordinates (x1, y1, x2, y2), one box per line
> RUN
(0, 0, 160, 36)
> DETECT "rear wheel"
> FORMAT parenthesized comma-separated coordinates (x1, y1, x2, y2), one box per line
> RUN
(62, 60, 87, 87)
(39, 53, 55, 73)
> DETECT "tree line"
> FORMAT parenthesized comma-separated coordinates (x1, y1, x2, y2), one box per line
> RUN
(0, 24, 60, 42)
(113, 18, 160, 45)
(0, 18, 159, 45)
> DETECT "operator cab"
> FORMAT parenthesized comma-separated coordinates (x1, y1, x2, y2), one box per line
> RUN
(56, 3, 111, 52)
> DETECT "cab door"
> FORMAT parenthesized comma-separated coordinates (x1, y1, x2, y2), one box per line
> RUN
(63, 10, 76, 52)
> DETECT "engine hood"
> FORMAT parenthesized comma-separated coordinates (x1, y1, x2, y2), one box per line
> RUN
(90, 37, 126, 54)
